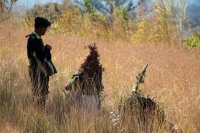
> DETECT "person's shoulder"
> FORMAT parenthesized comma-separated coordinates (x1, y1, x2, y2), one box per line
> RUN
(27, 33, 37, 40)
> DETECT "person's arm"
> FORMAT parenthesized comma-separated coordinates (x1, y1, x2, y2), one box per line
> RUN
(45, 44, 52, 60)
(31, 39, 50, 61)
(46, 51, 51, 60)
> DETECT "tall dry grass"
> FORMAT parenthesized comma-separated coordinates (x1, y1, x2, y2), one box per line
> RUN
(0, 17, 200, 132)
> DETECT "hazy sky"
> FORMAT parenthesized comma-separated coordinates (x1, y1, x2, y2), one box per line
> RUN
(15, 0, 146, 9)
(15, 0, 200, 9)
(15, 0, 62, 9)
(188, 0, 200, 4)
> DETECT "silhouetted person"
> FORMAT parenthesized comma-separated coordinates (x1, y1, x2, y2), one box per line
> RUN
(26, 17, 56, 109)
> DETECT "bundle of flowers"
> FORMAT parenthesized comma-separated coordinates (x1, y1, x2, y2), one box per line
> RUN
(65, 43, 104, 95)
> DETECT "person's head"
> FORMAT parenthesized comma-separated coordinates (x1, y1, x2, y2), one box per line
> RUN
(34, 17, 51, 36)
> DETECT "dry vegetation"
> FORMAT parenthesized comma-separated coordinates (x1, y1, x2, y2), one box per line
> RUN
(0, 18, 200, 132)
(0, 0, 200, 132)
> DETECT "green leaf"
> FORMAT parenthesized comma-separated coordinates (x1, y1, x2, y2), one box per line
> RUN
(140, 79, 144, 83)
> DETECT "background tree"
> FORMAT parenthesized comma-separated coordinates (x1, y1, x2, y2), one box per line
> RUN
(0, 0, 18, 22)
(185, 4, 200, 28)
(26, 2, 64, 22)
(73, 0, 150, 19)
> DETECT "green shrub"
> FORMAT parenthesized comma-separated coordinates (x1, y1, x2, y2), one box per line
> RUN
(183, 36, 200, 48)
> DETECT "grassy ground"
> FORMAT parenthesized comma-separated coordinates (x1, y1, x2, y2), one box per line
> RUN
(0, 20, 200, 132)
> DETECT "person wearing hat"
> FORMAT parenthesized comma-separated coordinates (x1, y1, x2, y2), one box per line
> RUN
(26, 17, 56, 109)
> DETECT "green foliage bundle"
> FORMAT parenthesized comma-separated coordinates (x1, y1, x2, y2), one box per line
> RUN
(118, 64, 165, 132)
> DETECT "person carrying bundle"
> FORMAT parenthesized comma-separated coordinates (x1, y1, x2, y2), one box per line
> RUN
(26, 17, 57, 109)
(65, 44, 104, 112)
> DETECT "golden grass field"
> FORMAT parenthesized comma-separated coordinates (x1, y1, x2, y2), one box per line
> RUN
(0, 19, 200, 133)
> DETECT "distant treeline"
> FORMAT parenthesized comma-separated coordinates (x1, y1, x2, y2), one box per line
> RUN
(25, 0, 200, 29)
